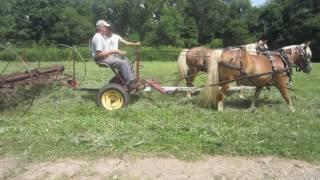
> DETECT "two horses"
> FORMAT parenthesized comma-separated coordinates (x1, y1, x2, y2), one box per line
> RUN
(177, 43, 312, 111)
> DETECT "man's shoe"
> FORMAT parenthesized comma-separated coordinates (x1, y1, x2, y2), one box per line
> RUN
(128, 80, 138, 91)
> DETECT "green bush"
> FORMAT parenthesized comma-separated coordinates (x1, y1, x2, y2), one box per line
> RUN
(140, 46, 182, 62)
(0, 45, 92, 62)
(0, 45, 183, 62)
(207, 38, 224, 48)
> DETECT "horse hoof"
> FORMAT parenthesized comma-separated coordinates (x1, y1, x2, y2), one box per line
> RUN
(217, 102, 224, 112)
(239, 95, 246, 100)
(289, 106, 296, 113)
(248, 106, 256, 112)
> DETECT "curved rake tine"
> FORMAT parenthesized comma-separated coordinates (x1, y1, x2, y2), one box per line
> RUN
(15, 89, 36, 116)
(56, 44, 88, 86)
(0, 44, 31, 74)
(0, 86, 36, 115)
(57, 44, 73, 49)
(9, 66, 30, 76)
(0, 61, 10, 77)
(22, 95, 35, 116)
(37, 46, 49, 68)
(15, 88, 36, 98)
(6, 88, 36, 115)
(57, 44, 74, 63)
(0, 90, 21, 107)
(72, 46, 87, 86)
(73, 46, 85, 61)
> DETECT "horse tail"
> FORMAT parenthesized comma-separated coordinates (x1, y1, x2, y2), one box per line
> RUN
(197, 49, 223, 108)
(177, 49, 189, 85)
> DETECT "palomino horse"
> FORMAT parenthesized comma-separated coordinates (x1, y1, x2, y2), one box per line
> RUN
(279, 43, 312, 73)
(177, 44, 266, 97)
(177, 47, 213, 86)
(198, 42, 312, 112)
(177, 47, 213, 96)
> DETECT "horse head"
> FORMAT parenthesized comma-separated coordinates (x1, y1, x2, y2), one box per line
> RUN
(299, 42, 312, 73)
(283, 42, 312, 73)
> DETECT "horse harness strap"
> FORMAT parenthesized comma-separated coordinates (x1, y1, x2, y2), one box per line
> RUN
(263, 51, 277, 77)
(187, 64, 208, 72)
(261, 50, 291, 86)
(219, 61, 242, 71)
(219, 49, 243, 72)
(278, 49, 293, 83)
(219, 50, 258, 86)
(220, 50, 291, 87)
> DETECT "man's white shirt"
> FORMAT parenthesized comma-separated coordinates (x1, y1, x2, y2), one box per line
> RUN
(105, 34, 124, 51)
(91, 33, 107, 58)
(91, 33, 124, 59)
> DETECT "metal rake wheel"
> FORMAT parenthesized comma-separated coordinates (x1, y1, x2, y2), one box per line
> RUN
(0, 44, 86, 115)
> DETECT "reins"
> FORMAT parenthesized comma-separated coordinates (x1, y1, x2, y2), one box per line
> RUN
(201, 68, 290, 88)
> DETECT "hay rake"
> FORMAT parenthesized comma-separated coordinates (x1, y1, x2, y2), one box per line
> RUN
(0, 44, 85, 114)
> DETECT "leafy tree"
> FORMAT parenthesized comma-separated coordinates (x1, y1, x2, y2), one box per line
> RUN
(207, 38, 224, 48)
(157, 7, 184, 46)
(181, 16, 199, 47)
(0, 0, 16, 42)
(0, 0, 318, 61)
(49, 7, 93, 45)
(187, 0, 227, 44)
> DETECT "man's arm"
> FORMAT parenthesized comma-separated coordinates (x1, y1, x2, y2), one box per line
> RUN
(95, 50, 127, 59)
(119, 36, 141, 46)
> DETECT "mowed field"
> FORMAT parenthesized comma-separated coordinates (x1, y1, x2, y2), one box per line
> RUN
(0, 61, 320, 163)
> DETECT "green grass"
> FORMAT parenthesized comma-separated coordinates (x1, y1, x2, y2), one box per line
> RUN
(0, 61, 320, 163)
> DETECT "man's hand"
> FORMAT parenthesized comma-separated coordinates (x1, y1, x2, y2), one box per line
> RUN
(135, 42, 141, 46)
(118, 50, 127, 55)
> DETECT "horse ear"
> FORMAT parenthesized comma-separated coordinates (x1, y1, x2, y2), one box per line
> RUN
(304, 41, 310, 48)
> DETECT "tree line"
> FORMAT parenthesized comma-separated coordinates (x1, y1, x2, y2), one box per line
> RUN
(0, 0, 319, 60)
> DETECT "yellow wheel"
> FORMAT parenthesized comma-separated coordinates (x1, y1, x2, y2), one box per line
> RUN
(101, 90, 124, 110)
(97, 83, 129, 110)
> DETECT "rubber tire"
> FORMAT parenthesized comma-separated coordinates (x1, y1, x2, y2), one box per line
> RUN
(96, 83, 130, 110)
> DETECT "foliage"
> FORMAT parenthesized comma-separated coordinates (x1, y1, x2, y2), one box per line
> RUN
(258, 0, 320, 58)
(207, 38, 224, 48)
(0, 46, 182, 62)
(0, 0, 319, 61)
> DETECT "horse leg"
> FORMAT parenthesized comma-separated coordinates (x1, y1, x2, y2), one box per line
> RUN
(238, 89, 246, 100)
(236, 80, 246, 100)
(186, 68, 197, 98)
(250, 87, 263, 110)
(276, 82, 295, 112)
(217, 84, 229, 112)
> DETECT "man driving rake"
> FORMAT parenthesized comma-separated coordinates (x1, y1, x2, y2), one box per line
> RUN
(91, 20, 141, 92)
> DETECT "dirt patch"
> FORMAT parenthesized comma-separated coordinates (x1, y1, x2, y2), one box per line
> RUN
(0, 157, 17, 178)
(1, 156, 320, 179)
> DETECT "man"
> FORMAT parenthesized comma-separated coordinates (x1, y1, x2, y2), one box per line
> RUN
(91, 20, 140, 91)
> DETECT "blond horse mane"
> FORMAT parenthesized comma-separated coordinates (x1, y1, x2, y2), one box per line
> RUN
(244, 43, 258, 55)
(177, 49, 189, 85)
(197, 49, 223, 108)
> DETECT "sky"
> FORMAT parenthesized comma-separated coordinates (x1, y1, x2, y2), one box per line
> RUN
(251, 0, 267, 6)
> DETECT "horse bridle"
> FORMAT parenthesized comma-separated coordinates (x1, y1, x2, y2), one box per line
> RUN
(283, 46, 309, 72)
(295, 46, 311, 72)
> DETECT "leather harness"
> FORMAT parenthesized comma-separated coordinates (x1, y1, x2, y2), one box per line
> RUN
(220, 49, 291, 86)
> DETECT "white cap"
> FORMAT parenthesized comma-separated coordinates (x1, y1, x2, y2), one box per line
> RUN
(96, 20, 111, 27)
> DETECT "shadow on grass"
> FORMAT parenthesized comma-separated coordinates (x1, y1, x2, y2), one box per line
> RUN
(80, 92, 96, 102)
(0, 84, 62, 114)
(224, 98, 283, 110)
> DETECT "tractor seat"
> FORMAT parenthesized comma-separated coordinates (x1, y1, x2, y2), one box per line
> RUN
(95, 60, 110, 68)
